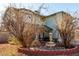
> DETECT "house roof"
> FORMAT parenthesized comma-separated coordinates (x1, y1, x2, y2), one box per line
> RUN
(45, 11, 72, 17)
(6, 7, 45, 18)
(5, 7, 73, 20)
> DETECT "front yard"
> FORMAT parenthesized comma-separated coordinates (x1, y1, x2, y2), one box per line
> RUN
(0, 44, 24, 56)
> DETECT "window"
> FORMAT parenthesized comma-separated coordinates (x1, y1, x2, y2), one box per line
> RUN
(23, 14, 32, 23)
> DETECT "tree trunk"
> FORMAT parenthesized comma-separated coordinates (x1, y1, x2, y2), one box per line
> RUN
(18, 38, 26, 47)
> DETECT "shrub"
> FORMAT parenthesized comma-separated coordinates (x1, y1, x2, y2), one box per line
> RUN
(8, 35, 22, 46)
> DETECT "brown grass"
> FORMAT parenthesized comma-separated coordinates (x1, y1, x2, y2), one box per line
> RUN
(0, 44, 23, 56)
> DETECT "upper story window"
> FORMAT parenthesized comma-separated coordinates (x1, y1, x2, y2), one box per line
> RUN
(23, 14, 33, 23)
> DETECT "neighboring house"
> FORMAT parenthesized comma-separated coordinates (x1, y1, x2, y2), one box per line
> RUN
(72, 28, 79, 45)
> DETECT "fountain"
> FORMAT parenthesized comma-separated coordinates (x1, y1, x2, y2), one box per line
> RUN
(45, 32, 56, 48)
(18, 32, 77, 55)
(18, 32, 77, 56)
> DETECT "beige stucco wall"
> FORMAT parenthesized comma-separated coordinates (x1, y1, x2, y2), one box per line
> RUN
(5, 7, 43, 26)
(56, 12, 63, 29)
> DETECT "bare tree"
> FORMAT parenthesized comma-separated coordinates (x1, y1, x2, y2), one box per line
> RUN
(2, 6, 38, 47)
(56, 12, 79, 48)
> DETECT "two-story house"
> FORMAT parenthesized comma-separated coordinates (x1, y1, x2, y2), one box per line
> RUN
(3, 7, 79, 44)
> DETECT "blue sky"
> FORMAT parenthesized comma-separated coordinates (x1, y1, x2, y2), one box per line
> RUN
(0, 3, 79, 24)
(0, 3, 79, 20)
(0, 3, 79, 15)
(16, 3, 79, 15)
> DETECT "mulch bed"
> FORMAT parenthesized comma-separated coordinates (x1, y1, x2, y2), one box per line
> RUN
(18, 46, 79, 56)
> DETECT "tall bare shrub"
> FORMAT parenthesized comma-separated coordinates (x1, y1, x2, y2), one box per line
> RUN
(56, 12, 78, 48)
(2, 7, 39, 47)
